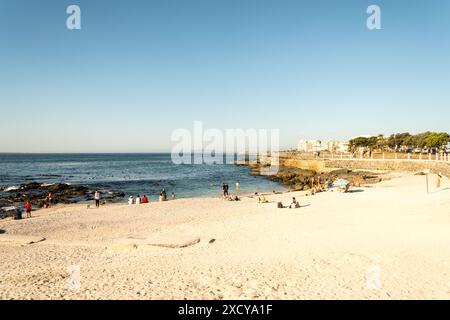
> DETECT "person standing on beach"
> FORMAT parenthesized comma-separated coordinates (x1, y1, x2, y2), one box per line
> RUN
(46, 192, 53, 207)
(222, 183, 229, 197)
(94, 190, 100, 208)
(24, 200, 32, 218)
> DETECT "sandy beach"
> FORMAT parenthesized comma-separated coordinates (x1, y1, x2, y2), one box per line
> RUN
(1, 172, 450, 300)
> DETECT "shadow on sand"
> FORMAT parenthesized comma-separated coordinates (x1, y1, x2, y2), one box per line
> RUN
(348, 189, 365, 193)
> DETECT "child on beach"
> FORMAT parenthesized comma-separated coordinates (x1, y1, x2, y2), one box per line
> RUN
(128, 196, 134, 205)
(141, 195, 148, 203)
(24, 201, 32, 218)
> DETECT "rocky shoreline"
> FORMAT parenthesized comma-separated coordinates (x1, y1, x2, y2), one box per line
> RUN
(0, 183, 125, 218)
(238, 155, 385, 191)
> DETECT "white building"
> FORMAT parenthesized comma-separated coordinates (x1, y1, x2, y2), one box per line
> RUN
(297, 139, 348, 153)
(297, 139, 322, 153)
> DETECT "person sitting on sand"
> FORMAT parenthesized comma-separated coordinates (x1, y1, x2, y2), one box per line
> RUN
(141, 195, 148, 203)
(289, 197, 300, 209)
(135, 195, 141, 204)
(225, 195, 239, 201)
(258, 195, 268, 203)
(160, 189, 167, 201)
(24, 200, 32, 218)
(128, 196, 134, 205)
(338, 184, 350, 193)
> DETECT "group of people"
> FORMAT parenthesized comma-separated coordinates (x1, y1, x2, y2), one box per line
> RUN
(306, 176, 329, 194)
(158, 188, 175, 201)
(258, 195, 300, 209)
(222, 180, 241, 201)
(277, 197, 300, 209)
(128, 194, 149, 205)
(275, 197, 300, 209)
(127, 189, 175, 205)
(42, 192, 54, 208)
(301, 176, 351, 195)
(221, 181, 242, 201)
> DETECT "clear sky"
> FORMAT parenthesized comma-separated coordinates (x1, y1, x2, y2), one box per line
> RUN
(1, 0, 449, 152)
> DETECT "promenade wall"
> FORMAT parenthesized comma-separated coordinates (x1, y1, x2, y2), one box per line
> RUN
(283, 157, 450, 178)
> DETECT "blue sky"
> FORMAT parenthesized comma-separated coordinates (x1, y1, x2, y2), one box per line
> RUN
(1, 0, 449, 152)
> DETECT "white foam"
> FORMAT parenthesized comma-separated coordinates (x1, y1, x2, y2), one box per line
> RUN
(40, 183, 55, 187)
(3, 186, 20, 192)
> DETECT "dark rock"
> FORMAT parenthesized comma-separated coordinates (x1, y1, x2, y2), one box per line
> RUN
(0, 206, 21, 219)
(247, 162, 382, 190)
(1, 182, 124, 208)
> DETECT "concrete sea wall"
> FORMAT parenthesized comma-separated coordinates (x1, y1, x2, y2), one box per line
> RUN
(283, 157, 450, 178)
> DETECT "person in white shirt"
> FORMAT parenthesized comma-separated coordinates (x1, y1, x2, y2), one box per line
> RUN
(94, 190, 100, 208)
(128, 196, 134, 205)
(135, 195, 141, 205)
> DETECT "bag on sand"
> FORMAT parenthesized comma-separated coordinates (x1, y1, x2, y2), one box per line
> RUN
(277, 202, 283, 208)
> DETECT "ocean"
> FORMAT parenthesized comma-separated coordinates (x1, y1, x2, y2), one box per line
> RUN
(0, 153, 283, 202)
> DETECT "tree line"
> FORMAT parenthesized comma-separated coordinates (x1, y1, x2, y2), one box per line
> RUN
(348, 132, 450, 153)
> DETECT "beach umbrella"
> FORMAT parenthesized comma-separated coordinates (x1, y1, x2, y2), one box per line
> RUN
(333, 178, 350, 188)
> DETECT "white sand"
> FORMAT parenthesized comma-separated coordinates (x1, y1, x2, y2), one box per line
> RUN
(1, 173, 450, 300)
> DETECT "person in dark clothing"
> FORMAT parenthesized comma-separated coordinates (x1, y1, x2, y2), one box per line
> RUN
(222, 183, 229, 197)
(160, 188, 167, 201)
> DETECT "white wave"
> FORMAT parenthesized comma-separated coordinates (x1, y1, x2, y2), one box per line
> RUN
(40, 183, 55, 187)
(3, 186, 21, 192)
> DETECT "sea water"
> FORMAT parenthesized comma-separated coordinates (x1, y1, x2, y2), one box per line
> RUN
(0, 153, 283, 201)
